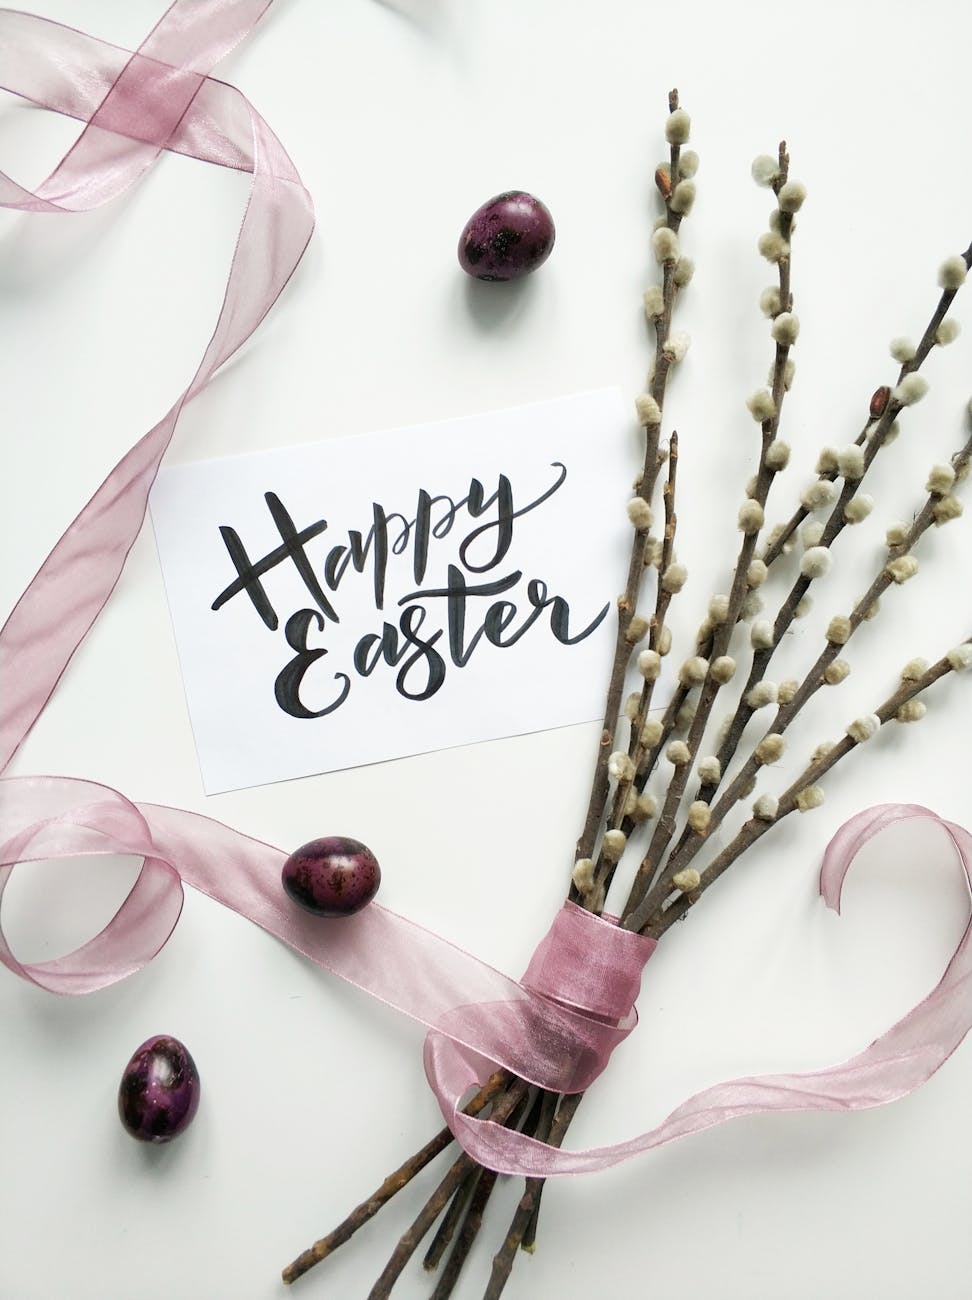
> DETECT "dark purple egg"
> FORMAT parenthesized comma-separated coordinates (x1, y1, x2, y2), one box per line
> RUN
(118, 1035, 200, 1143)
(282, 836, 381, 917)
(458, 190, 555, 281)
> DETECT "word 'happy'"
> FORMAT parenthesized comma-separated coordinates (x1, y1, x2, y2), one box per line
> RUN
(210, 466, 609, 718)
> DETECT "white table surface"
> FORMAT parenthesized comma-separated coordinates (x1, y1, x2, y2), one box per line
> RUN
(2, 2, 971, 1298)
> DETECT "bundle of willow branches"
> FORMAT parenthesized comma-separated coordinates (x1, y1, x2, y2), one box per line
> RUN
(281, 89, 971, 1299)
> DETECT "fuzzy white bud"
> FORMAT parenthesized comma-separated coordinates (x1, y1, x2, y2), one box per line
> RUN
(630, 791, 658, 822)
(796, 785, 825, 812)
(759, 285, 782, 317)
(947, 644, 972, 672)
(844, 495, 874, 524)
(686, 803, 711, 835)
(751, 619, 775, 650)
(697, 756, 721, 784)
(638, 649, 662, 680)
(890, 336, 917, 364)
(747, 559, 768, 588)
(673, 256, 695, 287)
(624, 692, 641, 722)
(608, 751, 636, 782)
(643, 286, 665, 319)
(795, 595, 813, 619)
(708, 594, 730, 624)
(800, 546, 832, 579)
(747, 680, 778, 709)
(935, 319, 961, 346)
(777, 179, 807, 212)
(747, 389, 777, 422)
(678, 656, 709, 686)
(777, 679, 799, 705)
(847, 714, 881, 743)
(755, 734, 785, 764)
(811, 741, 835, 763)
(893, 373, 928, 406)
(652, 226, 680, 264)
(837, 446, 865, 479)
(678, 150, 700, 178)
(901, 657, 928, 682)
(765, 440, 790, 471)
(927, 463, 956, 495)
(824, 659, 850, 685)
(827, 615, 852, 645)
(672, 867, 701, 892)
(753, 793, 779, 821)
(886, 522, 909, 548)
(738, 498, 765, 532)
(627, 498, 653, 529)
(602, 828, 627, 862)
(801, 480, 836, 511)
(626, 615, 651, 644)
(758, 231, 789, 263)
(815, 447, 839, 474)
(665, 108, 691, 144)
(933, 494, 964, 524)
(666, 740, 691, 766)
(657, 624, 673, 655)
(896, 700, 927, 723)
(938, 256, 968, 290)
(670, 179, 696, 214)
(662, 562, 688, 593)
(635, 392, 662, 426)
(802, 520, 825, 547)
(572, 858, 595, 892)
(640, 718, 664, 747)
(711, 655, 736, 684)
(751, 154, 779, 186)
(771, 312, 800, 346)
(886, 555, 919, 583)
(663, 331, 691, 362)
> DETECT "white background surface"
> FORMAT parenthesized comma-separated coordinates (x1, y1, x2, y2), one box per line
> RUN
(1, 2, 971, 1299)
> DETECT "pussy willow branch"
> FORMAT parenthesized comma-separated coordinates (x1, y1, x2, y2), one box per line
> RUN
(643, 643, 970, 938)
(591, 434, 679, 901)
(618, 142, 798, 920)
(702, 243, 972, 805)
(763, 240, 972, 565)
(627, 428, 972, 930)
(573, 87, 688, 876)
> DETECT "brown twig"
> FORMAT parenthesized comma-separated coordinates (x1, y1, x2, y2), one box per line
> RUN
(281, 1071, 509, 1285)
(572, 87, 692, 887)
(365, 1080, 529, 1300)
(482, 1092, 581, 1300)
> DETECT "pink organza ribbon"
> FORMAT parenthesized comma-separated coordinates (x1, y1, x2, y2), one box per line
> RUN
(2, 2, 971, 1179)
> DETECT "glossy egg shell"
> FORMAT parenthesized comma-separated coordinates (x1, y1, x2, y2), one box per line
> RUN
(458, 190, 555, 281)
(118, 1035, 201, 1143)
(281, 836, 381, 917)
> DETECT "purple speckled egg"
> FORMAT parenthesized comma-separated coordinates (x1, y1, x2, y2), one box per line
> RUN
(458, 190, 555, 281)
(118, 1035, 200, 1143)
(281, 836, 381, 918)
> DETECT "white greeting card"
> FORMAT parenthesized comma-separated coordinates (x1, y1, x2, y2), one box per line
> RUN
(150, 389, 636, 792)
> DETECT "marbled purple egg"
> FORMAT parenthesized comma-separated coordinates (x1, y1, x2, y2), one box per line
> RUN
(458, 191, 555, 281)
(281, 836, 381, 917)
(118, 1035, 200, 1143)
